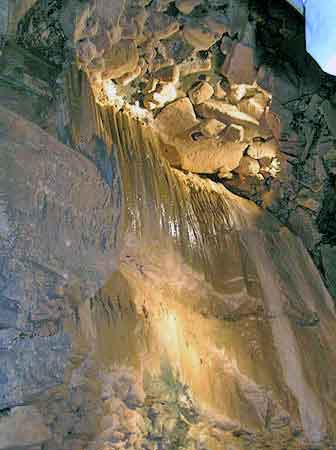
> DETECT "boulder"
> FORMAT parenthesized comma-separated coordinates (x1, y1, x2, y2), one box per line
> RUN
(144, 83, 177, 110)
(224, 124, 244, 143)
(235, 156, 260, 178)
(188, 81, 214, 105)
(183, 22, 220, 50)
(196, 99, 259, 127)
(154, 97, 199, 137)
(214, 81, 227, 99)
(227, 84, 249, 104)
(199, 118, 226, 137)
(179, 54, 212, 76)
(144, 12, 179, 40)
(102, 40, 139, 80)
(115, 65, 142, 86)
(180, 138, 246, 174)
(175, 0, 202, 15)
(153, 65, 180, 84)
(239, 93, 268, 120)
(247, 139, 279, 159)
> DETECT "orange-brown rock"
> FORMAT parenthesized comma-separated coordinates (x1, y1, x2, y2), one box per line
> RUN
(183, 22, 220, 50)
(235, 155, 260, 177)
(196, 99, 259, 127)
(179, 54, 212, 76)
(199, 118, 226, 137)
(247, 138, 279, 159)
(154, 97, 199, 137)
(239, 92, 268, 120)
(188, 81, 214, 105)
(179, 137, 246, 174)
(102, 40, 139, 80)
(224, 124, 244, 143)
(175, 0, 202, 14)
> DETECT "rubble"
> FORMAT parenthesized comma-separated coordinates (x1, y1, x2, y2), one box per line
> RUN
(196, 100, 259, 127)
(154, 97, 199, 137)
(188, 81, 214, 105)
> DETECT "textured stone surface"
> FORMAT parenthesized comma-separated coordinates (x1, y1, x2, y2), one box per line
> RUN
(0, 105, 121, 409)
(196, 100, 259, 127)
(0, 405, 50, 449)
(154, 97, 199, 137)
(321, 244, 336, 299)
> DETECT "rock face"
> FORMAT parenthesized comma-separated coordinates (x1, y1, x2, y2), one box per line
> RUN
(0, 406, 51, 449)
(0, 104, 121, 413)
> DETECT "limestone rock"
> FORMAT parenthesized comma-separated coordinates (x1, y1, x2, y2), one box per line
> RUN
(214, 81, 227, 99)
(227, 84, 249, 104)
(220, 43, 257, 84)
(144, 83, 177, 110)
(153, 65, 180, 84)
(0, 406, 51, 449)
(247, 139, 279, 159)
(188, 81, 214, 105)
(235, 155, 260, 178)
(224, 124, 244, 143)
(115, 65, 142, 86)
(239, 93, 268, 120)
(179, 138, 246, 174)
(145, 12, 179, 40)
(102, 40, 139, 80)
(183, 22, 220, 51)
(196, 99, 259, 127)
(179, 53, 212, 76)
(175, 0, 202, 15)
(154, 97, 199, 137)
(199, 118, 226, 137)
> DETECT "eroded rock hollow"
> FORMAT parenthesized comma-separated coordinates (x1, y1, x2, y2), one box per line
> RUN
(1, 0, 336, 449)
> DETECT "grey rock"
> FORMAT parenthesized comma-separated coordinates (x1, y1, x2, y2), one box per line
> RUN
(0, 333, 71, 409)
(288, 207, 321, 251)
(0, 105, 121, 407)
(321, 244, 336, 299)
(0, 405, 51, 449)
